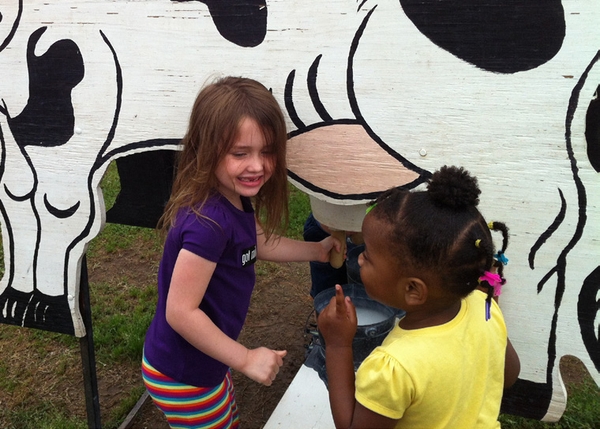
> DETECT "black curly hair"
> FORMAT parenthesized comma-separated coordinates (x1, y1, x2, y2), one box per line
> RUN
(368, 165, 509, 299)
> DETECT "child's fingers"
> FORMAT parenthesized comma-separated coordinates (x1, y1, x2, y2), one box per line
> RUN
(335, 285, 357, 323)
(269, 350, 287, 383)
(274, 350, 287, 365)
(345, 296, 357, 324)
(335, 285, 344, 307)
(334, 284, 347, 313)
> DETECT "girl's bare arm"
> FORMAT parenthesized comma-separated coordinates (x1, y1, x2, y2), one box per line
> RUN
(255, 220, 340, 263)
(504, 338, 520, 388)
(165, 249, 286, 385)
(319, 285, 398, 429)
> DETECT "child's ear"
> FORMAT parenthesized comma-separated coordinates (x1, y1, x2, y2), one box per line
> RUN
(403, 277, 428, 306)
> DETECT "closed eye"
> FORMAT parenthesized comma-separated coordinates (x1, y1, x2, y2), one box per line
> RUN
(43, 193, 80, 218)
(361, 248, 369, 262)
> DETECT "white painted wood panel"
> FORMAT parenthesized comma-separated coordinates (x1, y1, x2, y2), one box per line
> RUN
(0, 0, 597, 421)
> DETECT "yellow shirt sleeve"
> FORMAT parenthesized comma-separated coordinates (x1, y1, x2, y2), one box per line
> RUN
(355, 348, 413, 420)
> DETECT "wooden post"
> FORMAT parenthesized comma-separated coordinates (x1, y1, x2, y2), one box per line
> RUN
(79, 255, 102, 428)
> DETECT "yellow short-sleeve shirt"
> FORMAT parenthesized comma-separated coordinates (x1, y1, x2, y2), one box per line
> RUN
(355, 290, 507, 429)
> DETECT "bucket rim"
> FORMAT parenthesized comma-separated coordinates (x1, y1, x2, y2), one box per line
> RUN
(313, 283, 397, 327)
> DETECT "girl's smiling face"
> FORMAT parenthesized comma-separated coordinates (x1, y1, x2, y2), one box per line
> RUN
(215, 117, 274, 208)
(358, 213, 406, 309)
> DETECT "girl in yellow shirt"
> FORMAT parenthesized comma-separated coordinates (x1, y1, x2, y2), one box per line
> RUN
(318, 165, 520, 429)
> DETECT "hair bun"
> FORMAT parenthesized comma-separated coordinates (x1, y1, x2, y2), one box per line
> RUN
(427, 165, 481, 209)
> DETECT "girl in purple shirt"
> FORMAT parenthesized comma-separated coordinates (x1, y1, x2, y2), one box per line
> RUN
(142, 77, 339, 428)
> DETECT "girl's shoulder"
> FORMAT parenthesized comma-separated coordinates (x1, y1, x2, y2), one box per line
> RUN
(168, 198, 230, 249)
(197, 194, 253, 216)
(178, 194, 253, 230)
(176, 194, 227, 220)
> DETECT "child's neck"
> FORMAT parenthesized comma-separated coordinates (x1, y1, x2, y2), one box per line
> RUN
(219, 191, 244, 211)
(399, 299, 461, 330)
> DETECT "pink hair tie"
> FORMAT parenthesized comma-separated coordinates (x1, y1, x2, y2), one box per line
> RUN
(479, 271, 505, 321)
(479, 271, 503, 296)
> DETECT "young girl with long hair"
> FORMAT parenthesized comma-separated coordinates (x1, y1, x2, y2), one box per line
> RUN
(142, 76, 339, 428)
(318, 165, 520, 429)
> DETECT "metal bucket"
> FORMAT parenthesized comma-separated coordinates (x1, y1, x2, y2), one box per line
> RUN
(313, 283, 397, 370)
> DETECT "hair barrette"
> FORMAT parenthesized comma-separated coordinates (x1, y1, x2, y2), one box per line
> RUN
(475, 239, 481, 248)
(480, 268, 505, 322)
(365, 203, 377, 215)
(494, 251, 509, 266)
(479, 271, 503, 297)
(485, 297, 492, 321)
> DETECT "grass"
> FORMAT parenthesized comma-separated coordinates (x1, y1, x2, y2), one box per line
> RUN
(498, 367, 600, 429)
(287, 184, 311, 239)
(88, 164, 164, 366)
(2, 402, 85, 429)
(89, 281, 155, 362)
(0, 324, 85, 428)
(0, 161, 598, 428)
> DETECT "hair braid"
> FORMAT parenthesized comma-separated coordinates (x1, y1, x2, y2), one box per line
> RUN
(488, 221, 509, 280)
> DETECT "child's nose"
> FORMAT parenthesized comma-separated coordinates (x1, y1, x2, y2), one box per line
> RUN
(248, 153, 263, 171)
(358, 252, 364, 267)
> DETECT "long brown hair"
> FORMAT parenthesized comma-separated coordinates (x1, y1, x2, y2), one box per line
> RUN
(158, 76, 289, 240)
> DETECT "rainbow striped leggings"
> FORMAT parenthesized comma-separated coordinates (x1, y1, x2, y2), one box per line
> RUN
(142, 354, 240, 429)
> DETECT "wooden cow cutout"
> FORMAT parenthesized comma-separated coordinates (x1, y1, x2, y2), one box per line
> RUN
(0, 0, 598, 422)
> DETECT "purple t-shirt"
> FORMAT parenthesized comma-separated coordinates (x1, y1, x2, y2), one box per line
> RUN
(144, 193, 257, 387)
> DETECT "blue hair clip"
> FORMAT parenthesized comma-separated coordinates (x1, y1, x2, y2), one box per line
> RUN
(494, 252, 509, 266)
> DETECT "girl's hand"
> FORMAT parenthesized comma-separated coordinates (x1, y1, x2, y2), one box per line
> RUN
(318, 284, 357, 348)
(316, 235, 343, 263)
(240, 347, 287, 386)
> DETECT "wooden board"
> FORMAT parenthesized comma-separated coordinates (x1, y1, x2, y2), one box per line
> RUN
(0, 0, 598, 421)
